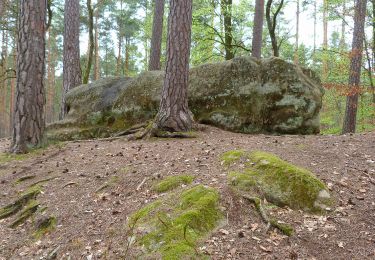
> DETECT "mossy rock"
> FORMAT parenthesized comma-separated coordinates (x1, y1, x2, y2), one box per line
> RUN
(129, 185, 222, 259)
(48, 57, 324, 141)
(223, 150, 333, 213)
(153, 175, 195, 193)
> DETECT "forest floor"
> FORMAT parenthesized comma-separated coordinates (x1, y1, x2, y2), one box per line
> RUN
(0, 125, 375, 260)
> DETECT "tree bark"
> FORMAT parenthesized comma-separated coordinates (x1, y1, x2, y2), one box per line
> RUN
(93, 10, 100, 80)
(149, 0, 165, 70)
(294, 0, 299, 64)
(322, 0, 328, 81)
(221, 0, 234, 60)
(342, 0, 367, 134)
(340, 0, 346, 48)
(62, 0, 81, 119)
(83, 0, 94, 84)
(266, 0, 284, 57)
(11, 0, 46, 153)
(153, 0, 193, 132)
(251, 0, 264, 59)
(313, 1, 317, 55)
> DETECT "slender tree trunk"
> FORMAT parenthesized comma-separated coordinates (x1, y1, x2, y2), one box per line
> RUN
(116, 36, 122, 76)
(83, 0, 94, 84)
(294, 0, 300, 64)
(116, 0, 123, 76)
(266, 0, 284, 57)
(62, 0, 81, 119)
(342, 0, 367, 134)
(124, 37, 130, 76)
(322, 0, 328, 81)
(221, 0, 234, 60)
(11, 0, 46, 153)
(93, 10, 100, 80)
(149, 0, 165, 70)
(372, 0, 375, 103)
(0, 30, 6, 137)
(9, 46, 16, 135)
(251, 0, 264, 58)
(340, 0, 346, 48)
(154, 0, 193, 132)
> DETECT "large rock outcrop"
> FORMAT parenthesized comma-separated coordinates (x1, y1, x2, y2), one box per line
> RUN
(48, 57, 324, 140)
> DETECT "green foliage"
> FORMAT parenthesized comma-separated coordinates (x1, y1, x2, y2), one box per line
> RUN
(153, 175, 195, 193)
(129, 185, 222, 259)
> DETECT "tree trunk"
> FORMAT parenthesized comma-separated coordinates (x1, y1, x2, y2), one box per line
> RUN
(322, 0, 328, 81)
(116, 36, 122, 76)
(154, 0, 193, 132)
(251, 0, 264, 59)
(62, 0, 81, 119)
(340, 0, 346, 48)
(124, 37, 130, 76)
(93, 10, 100, 80)
(149, 0, 165, 70)
(294, 0, 299, 64)
(372, 0, 375, 103)
(221, 0, 234, 60)
(266, 0, 284, 57)
(47, 30, 56, 123)
(83, 0, 94, 84)
(313, 1, 317, 55)
(11, 0, 46, 153)
(342, 0, 367, 134)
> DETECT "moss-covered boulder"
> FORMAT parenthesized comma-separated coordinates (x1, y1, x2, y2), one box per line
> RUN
(221, 150, 333, 213)
(129, 185, 222, 259)
(48, 57, 324, 140)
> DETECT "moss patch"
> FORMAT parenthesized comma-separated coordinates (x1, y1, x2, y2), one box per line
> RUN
(224, 150, 333, 212)
(153, 175, 195, 193)
(220, 150, 247, 166)
(129, 185, 222, 259)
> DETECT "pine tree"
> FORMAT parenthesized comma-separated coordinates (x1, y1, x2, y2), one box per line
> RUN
(11, 0, 46, 153)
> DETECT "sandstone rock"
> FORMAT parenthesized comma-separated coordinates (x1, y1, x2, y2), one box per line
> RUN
(48, 57, 324, 140)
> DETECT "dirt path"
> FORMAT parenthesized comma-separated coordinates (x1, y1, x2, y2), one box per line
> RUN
(0, 127, 374, 259)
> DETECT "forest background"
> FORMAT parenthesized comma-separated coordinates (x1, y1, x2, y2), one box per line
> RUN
(0, 0, 374, 138)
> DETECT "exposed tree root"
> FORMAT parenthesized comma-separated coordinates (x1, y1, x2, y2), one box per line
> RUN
(117, 121, 198, 141)
(34, 215, 57, 239)
(0, 186, 41, 219)
(242, 195, 293, 236)
(9, 200, 40, 228)
(15, 175, 36, 184)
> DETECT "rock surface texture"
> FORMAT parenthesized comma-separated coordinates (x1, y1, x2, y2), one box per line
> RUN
(49, 57, 324, 140)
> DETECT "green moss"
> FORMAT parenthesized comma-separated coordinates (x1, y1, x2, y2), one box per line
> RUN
(153, 175, 195, 193)
(220, 150, 247, 166)
(0, 185, 41, 219)
(34, 216, 57, 239)
(129, 185, 222, 259)
(9, 200, 40, 228)
(228, 172, 257, 192)
(225, 150, 333, 212)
